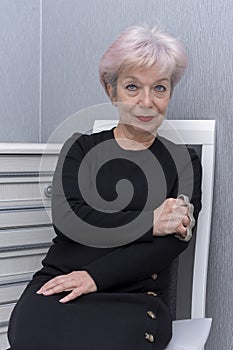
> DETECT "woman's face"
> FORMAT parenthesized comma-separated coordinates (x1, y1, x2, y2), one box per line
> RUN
(107, 65, 171, 136)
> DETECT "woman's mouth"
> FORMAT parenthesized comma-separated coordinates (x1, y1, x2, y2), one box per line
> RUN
(135, 116, 154, 122)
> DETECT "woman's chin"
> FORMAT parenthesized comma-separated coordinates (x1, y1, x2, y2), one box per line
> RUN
(119, 116, 164, 137)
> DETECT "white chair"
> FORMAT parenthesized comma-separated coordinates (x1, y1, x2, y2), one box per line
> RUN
(93, 119, 216, 350)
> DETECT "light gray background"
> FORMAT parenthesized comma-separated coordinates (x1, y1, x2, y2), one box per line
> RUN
(1, 0, 233, 348)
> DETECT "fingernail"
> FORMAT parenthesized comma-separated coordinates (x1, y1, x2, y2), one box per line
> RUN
(36, 290, 42, 294)
(59, 298, 65, 303)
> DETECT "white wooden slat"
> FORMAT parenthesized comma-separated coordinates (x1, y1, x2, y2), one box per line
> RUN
(0, 282, 28, 304)
(0, 249, 48, 276)
(0, 325, 8, 334)
(0, 182, 52, 202)
(192, 144, 216, 318)
(158, 120, 215, 145)
(92, 119, 118, 133)
(0, 226, 55, 248)
(0, 303, 16, 323)
(0, 175, 52, 184)
(0, 328, 9, 350)
(0, 272, 34, 285)
(0, 247, 49, 258)
(0, 199, 51, 210)
(0, 143, 62, 154)
(0, 155, 59, 173)
(0, 279, 35, 350)
(0, 208, 51, 228)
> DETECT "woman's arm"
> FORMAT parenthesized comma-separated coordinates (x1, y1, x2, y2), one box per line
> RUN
(81, 147, 202, 290)
(51, 132, 155, 245)
(38, 139, 201, 301)
(83, 235, 189, 291)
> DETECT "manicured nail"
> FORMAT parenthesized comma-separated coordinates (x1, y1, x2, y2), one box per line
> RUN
(43, 290, 50, 295)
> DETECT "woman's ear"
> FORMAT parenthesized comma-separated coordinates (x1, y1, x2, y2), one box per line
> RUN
(107, 84, 117, 105)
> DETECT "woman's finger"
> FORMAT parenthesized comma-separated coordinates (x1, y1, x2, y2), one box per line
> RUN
(182, 215, 191, 227)
(175, 223, 188, 238)
(187, 203, 195, 229)
(41, 282, 72, 295)
(36, 271, 97, 298)
(59, 289, 83, 303)
(37, 275, 67, 293)
(174, 204, 189, 216)
(175, 197, 186, 207)
(37, 276, 79, 295)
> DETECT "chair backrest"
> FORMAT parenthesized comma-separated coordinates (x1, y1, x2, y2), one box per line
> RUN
(93, 119, 216, 319)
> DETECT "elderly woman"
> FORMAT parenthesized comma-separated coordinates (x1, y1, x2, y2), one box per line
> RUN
(7, 25, 202, 350)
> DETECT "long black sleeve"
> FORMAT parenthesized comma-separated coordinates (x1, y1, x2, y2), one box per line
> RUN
(82, 146, 202, 291)
(52, 132, 155, 248)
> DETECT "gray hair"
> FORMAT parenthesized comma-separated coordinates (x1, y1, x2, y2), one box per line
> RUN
(99, 25, 187, 96)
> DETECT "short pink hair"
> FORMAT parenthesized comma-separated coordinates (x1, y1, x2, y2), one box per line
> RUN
(99, 25, 188, 96)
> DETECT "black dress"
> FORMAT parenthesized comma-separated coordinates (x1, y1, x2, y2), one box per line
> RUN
(7, 128, 202, 350)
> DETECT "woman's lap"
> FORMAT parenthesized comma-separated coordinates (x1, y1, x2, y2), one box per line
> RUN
(8, 278, 172, 350)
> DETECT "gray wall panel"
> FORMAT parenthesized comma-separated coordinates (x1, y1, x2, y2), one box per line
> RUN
(0, 0, 40, 142)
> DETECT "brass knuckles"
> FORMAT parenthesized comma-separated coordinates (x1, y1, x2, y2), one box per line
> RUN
(175, 194, 195, 242)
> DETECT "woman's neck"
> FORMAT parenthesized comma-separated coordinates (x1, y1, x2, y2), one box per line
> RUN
(113, 124, 156, 150)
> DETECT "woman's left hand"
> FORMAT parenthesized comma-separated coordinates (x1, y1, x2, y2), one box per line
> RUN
(36, 271, 97, 303)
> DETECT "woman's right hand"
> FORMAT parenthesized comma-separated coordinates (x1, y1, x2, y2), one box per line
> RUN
(153, 198, 190, 238)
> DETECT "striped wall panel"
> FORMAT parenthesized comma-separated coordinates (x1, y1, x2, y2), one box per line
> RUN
(0, 143, 61, 349)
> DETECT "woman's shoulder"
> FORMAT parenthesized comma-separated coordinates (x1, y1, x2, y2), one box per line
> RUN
(156, 135, 201, 168)
(60, 129, 114, 155)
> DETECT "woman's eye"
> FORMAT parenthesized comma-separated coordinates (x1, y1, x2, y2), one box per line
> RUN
(126, 84, 137, 91)
(155, 85, 166, 92)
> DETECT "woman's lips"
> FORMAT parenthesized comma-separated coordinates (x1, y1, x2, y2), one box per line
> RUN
(135, 116, 154, 122)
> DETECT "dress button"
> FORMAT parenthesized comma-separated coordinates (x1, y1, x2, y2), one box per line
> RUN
(145, 332, 155, 343)
(147, 291, 157, 297)
(147, 310, 156, 319)
(151, 273, 158, 280)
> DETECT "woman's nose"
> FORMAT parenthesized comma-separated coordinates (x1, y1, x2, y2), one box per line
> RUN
(138, 91, 153, 108)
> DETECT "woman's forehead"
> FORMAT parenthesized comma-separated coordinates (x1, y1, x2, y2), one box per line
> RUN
(118, 65, 171, 83)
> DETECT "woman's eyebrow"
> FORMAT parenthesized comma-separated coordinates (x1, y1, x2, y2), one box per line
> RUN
(156, 78, 170, 83)
(122, 76, 139, 81)
(122, 76, 170, 83)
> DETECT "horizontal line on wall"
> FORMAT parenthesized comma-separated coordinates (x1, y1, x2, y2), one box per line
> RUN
(0, 204, 51, 212)
(0, 176, 53, 185)
(0, 299, 18, 307)
(0, 223, 52, 230)
(0, 321, 8, 329)
(0, 199, 51, 207)
(0, 274, 33, 287)
(0, 225, 52, 234)
(0, 171, 54, 177)
(0, 279, 32, 288)
(0, 242, 52, 253)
